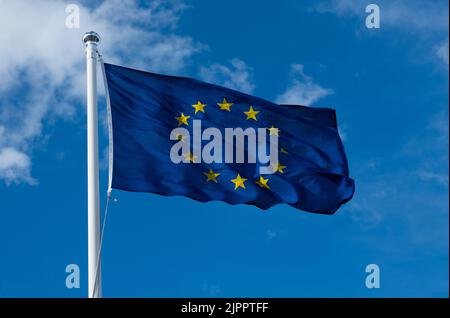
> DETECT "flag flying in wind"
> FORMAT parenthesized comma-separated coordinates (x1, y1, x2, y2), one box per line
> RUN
(104, 63, 355, 214)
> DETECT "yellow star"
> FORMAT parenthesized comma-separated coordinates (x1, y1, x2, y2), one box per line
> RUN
(268, 126, 280, 136)
(217, 98, 233, 111)
(176, 113, 190, 126)
(231, 173, 247, 190)
(192, 101, 207, 114)
(255, 176, 270, 189)
(280, 147, 289, 154)
(273, 162, 286, 174)
(184, 152, 198, 163)
(243, 106, 260, 121)
(204, 168, 220, 183)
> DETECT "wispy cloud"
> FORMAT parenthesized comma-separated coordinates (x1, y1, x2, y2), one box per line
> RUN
(199, 58, 255, 94)
(346, 167, 389, 229)
(402, 110, 449, 185)
(436, 39, 449, 65)
(338, 123, 348, 142)
(414, 110, 449, 187)
(315, 0, 449, 31)
(266, 230, 277, 240)
(347, 108, 449, 255)
(276, 64, 332, 106)
(417, 170, 449, 187)
(0, 0, 200, 185)
(314, 0, 449, 66)
(202, 280, 221, 296)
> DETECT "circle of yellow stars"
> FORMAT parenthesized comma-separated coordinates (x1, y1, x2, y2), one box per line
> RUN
(173, 98, 289, 191)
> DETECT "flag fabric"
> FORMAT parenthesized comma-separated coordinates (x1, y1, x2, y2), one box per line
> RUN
(104, 63, 355, 214)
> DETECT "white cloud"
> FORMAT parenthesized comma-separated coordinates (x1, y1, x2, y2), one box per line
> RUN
(436, 39, 449, 65)
(276, 64, 332, 106)
(0, 0, 200, 185)
(0, 147, 36, 186)
(199, 58, 255, 94)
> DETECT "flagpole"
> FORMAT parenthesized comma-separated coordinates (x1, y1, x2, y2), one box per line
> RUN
(83, 31, 102, 298)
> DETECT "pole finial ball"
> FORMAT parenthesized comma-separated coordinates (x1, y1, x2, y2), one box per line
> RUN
(83, 31, 100, 44)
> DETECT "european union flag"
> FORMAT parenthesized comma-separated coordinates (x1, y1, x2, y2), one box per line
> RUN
(104, 63, 355, 214)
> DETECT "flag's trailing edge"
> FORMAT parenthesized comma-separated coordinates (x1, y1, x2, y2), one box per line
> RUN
(103, 62, 355, 214)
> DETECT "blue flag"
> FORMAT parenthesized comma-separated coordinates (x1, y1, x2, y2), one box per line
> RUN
(104, 63, 354, 214)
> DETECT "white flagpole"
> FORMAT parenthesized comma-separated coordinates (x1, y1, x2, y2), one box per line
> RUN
(83, 31, 102, 298)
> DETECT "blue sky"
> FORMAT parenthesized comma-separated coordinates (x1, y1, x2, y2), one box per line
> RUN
(0, 0, 448, 297)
